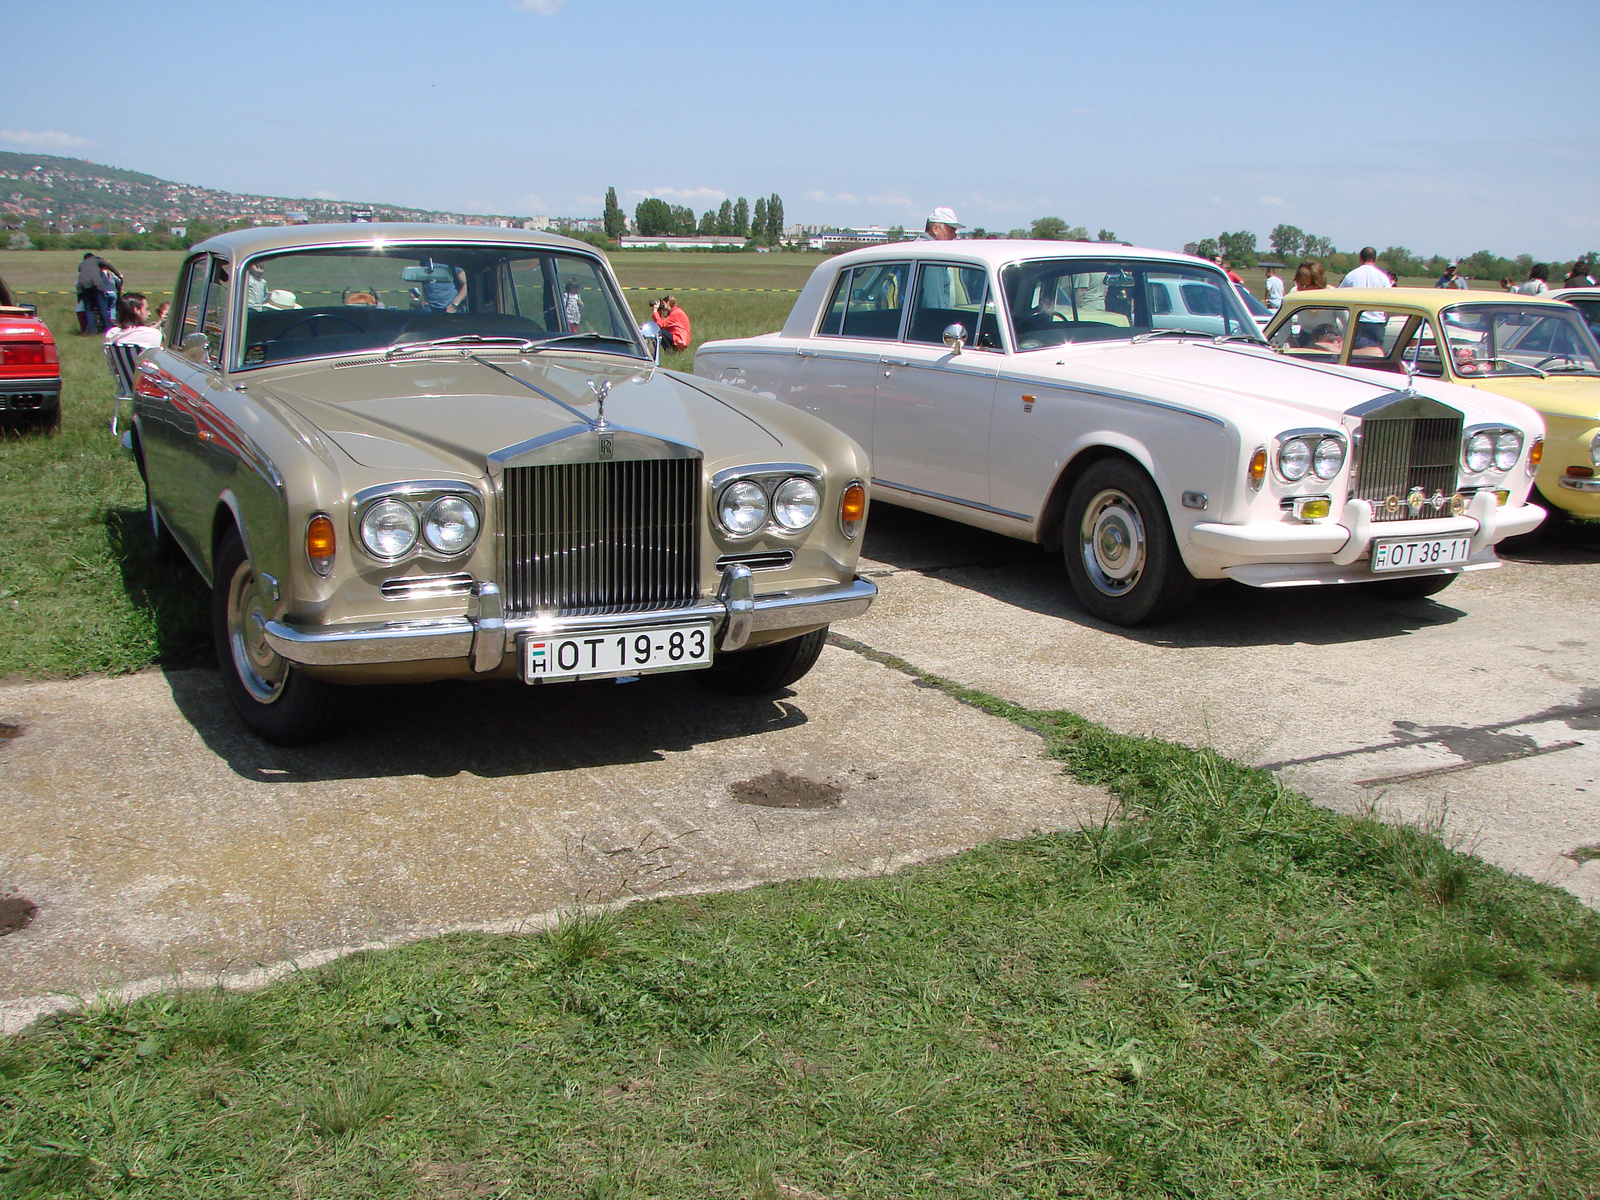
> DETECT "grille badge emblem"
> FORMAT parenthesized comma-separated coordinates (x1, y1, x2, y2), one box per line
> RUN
(598, 432, 614, 459)
(1385, 494, 1401, 514)
(1407, 486, 1426, 515)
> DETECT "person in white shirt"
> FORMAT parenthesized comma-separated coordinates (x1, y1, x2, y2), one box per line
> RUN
(103, 293, 163, 350)
(1263, 263, 1284, 310)
(1516, 263, 1550, 295)
(1338, 247, 1393, 290)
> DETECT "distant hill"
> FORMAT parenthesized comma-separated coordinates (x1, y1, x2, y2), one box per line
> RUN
(0, 151, 503, 230)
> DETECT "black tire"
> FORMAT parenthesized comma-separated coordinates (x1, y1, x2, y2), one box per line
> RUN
(698, 628, 828, 696)
(1062, 458, 1196, 626)
(1367, 572, 1459, 600)
(212, 528, 350, 745)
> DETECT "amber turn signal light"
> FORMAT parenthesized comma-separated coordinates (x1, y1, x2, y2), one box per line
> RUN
(306, 514, 336, 576)
(1248, 447, 1268, 490)
(839, 481, 867, 539)
(1527, 437, 1543, 472)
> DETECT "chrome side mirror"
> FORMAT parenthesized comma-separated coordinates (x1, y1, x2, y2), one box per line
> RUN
(180, 331, 210, 364)
(942, 323, 968, 353)
(643, 332, 661, 364)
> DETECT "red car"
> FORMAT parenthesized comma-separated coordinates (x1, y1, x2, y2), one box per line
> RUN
(0, 303, 61, 428)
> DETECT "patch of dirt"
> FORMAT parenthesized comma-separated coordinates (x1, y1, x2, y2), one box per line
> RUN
(0, 895, 38, 936)
(730, 770, 843, 810)
(410, 1161, 511, 1199)
(0, 721, 21, 741)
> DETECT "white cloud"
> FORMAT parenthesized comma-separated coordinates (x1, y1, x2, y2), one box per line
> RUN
(1257, 195, 1288, 207)
(311, 189, 340, 200)
(626, 186, 728, 204)
(806, 190, 860, 205)
(0, 129, 94, 150)
(512, 0, 564, 14)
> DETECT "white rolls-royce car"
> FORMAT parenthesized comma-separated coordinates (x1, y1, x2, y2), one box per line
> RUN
(695, 242, 1545, 625)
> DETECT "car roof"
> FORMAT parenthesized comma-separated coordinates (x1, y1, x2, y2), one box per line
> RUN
(1276, 286, 1579, 315)
(188, 222, 598, 260)
(820, 239, 1221, 271)
(1548, 287, 1600, 300)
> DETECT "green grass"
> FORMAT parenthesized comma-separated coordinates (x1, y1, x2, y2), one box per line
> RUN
(2, 673, 1597, 1198)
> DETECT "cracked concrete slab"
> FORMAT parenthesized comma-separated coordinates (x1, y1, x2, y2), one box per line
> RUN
(852, 504, 1600, 908)
(0, 644, 1106, 1032)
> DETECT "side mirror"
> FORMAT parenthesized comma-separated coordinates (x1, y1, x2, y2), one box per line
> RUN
(643, 332, 661, 364)
(180, 331, 211, 364)
(942, 323, 968, 353)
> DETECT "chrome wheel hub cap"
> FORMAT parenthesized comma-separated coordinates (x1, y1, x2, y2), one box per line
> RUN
(227, 561, 287, 704)
(1080, 489, 1147, 596)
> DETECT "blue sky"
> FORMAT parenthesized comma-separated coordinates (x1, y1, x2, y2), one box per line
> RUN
(6, 0, 1598, 259)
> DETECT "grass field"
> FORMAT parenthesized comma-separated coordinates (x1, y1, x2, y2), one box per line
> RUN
(3, 249, 1599, 1197)
(2, 685, 1597, 1198)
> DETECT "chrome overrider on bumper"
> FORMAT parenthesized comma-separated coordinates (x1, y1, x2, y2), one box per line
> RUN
(262, 566, 878, 670)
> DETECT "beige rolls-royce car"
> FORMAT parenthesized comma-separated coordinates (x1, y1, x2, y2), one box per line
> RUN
(130, 225, 875, 744)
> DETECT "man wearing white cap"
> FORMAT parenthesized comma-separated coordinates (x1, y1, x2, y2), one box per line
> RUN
(918, 207, 962, 241)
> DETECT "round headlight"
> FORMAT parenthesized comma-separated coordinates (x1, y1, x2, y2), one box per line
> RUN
(1493, 431, 1522, 472)
(1312, 436, 1345, 480)
(1278, 437, 1312, 481)
(718, 479, 769, 536)
(423, 495, 479, 555)
(772, 476, 821, 531)
(1465, 431, 1494, 473)
(360, 498, 419, 559)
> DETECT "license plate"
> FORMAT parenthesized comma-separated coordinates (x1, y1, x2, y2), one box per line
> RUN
(1370, 535, 1472, 572)
(520, 622, 713, 683)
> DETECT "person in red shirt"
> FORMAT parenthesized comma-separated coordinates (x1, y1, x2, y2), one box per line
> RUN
(648, 295, 691, 352)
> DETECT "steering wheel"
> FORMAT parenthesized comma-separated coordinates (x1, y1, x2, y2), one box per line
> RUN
(1018, 309, 1067, 334)
(276, 312, 365, 339)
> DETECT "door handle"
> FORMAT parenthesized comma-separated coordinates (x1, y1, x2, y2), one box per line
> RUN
(796, 348, 818, 357)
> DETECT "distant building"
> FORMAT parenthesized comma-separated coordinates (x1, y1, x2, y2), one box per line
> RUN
(523, 216, 552, 231)
(286, 211, 309, 225)
(618, 235, 747, 250)
(349, 208, 373, 223)
(807, 226, 895, 251)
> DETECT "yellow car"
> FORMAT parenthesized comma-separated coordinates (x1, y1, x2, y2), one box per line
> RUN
(1266, 289, 1600, 521)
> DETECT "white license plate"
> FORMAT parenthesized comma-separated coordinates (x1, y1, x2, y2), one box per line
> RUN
(520, 622, 713, 683)
(1370, 535, 1473, 572)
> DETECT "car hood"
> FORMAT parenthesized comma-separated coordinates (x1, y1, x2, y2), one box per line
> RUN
(1458, 374, 1600, 422)
(253, 354, 785, 475)
(1015, 340, 1536, 429)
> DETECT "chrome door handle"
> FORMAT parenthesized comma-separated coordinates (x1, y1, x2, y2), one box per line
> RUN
(796, 348, 818, 357)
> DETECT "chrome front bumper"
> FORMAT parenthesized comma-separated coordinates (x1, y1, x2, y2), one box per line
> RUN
(262, 572, 877, 670)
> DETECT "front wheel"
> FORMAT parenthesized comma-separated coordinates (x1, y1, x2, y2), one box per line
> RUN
(1062, 458, 1196, 626)
(698, 628, 827, 695)
(212, 529, 350, 744)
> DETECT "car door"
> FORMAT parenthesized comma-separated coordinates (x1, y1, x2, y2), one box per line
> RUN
(790, 260, 910, 456)
(870, 261, 1000, 506)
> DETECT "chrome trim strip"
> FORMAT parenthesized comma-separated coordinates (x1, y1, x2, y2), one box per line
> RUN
(1557, 475, 1600, 492)
(381, 572, 475, 600)
(710, 462, 821, 489)
(715, 551, 795, 572)
(263, 578, 877, 666)
(871, 478, 1033, 523)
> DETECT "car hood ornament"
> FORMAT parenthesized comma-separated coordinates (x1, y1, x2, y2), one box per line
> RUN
(588, 378, 612, 431)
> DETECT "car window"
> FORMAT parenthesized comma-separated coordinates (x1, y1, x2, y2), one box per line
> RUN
(1441, 304, 1600, 378)
(172, 255, 210, 349)
(199, 258, 230, 367)
(1564, 297, 1600, 341)
(828, 263, 909, 341)
(1352, 309, 1401, 359)
(1269, 306, 1349, 362)
(1002, 258, 1258, 349)
(907, 263, 998, 348)
(233, 244, 642, 369)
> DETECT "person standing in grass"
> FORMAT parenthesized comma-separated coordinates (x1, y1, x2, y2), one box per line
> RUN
(1563, 260, 1595, 289)
(917, 207, 962, 241)
(1339, 246, 1392, 289)
(76, 252, 119, 333)
(1435, 262, 1468, 289)
(1517, 264, 1551, 295)
(1263, 263, 1284, 310)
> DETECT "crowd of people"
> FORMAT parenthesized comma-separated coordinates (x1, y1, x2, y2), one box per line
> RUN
(1249, 246, 1595, 307)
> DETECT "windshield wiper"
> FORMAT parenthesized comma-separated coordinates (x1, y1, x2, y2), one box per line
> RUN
(1211, 333, 1266, 345)
(1131, 328, 1211, 344)
(385, 334, 535, 359)
(526, 332, 641, 351)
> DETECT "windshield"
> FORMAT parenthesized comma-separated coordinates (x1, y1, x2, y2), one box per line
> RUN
(234, 244, 643, 369)
(1439, 303, 1600, 378)
(1001, 258, 1261, 349)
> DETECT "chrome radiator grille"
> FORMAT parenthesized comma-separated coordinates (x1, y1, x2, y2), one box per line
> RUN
(500, 459, 700, 616)
(1352, 415, 1462, 521)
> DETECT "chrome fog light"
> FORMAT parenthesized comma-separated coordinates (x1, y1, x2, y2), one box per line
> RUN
(772, 476, 821, 531)
(360, 498, 419, 559)
(718, 479, 769, 536)
(423, 495, 479, 555)
(1464, 431, 1494, 473)
(1493, 431, 1522, 471)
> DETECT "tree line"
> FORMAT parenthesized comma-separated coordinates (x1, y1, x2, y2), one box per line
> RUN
(605, 188, 787, 245)
(1182, 223, 1597, 284)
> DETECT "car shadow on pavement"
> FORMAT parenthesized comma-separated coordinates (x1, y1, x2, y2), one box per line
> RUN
(163, 667, 810, 784)
(861, 502, 1468, 649)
